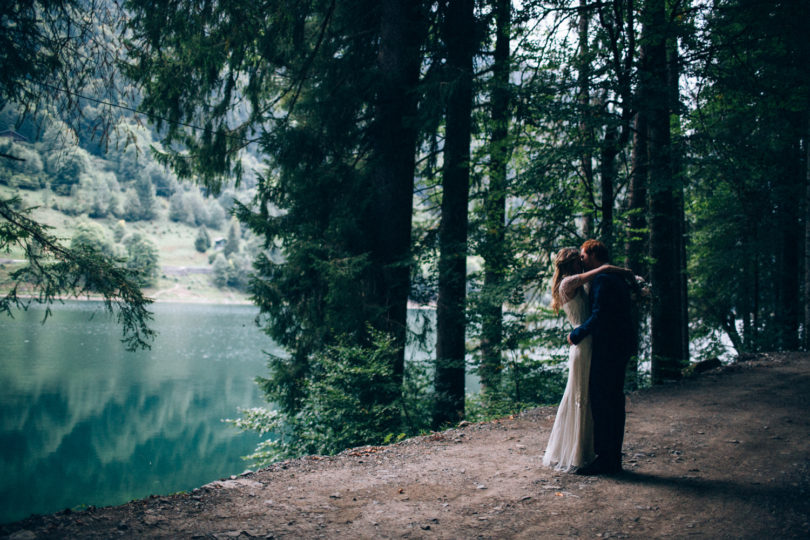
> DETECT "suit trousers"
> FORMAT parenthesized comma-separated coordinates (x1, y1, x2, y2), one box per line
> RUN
(589, 354, 628, 465)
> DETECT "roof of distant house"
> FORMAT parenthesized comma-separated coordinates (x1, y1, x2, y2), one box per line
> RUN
(0, 129, 29, 143)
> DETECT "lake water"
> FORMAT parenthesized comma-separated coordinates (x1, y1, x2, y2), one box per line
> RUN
(0, 302, 473, 525)
(0, 301, 273, 525)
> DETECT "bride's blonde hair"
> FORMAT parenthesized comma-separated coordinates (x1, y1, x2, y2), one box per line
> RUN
(550, 247, 581, 313)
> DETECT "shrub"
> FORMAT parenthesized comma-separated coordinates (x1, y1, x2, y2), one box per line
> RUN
(194, 226, 211, 253)
(230, 330, 406, 466)
(224, 218, 240, 256)
(49, 149, 90, 196)
(211, 253, 230, 287)
(70, 221, 115, 258)
(134, 174, 156, 220)
(168, 191, 189, 222)
(113, 220, 127, 242)
(122, 233, 160, 287)
(5, 173, 44, 190)
(0, 141, 45, 189)
(121, 188, 143, 221)
(146, 163, 174, 198)
(205, 199, 226, 229)
(211, 251, 252, 290)
(81, 171, 121, 218)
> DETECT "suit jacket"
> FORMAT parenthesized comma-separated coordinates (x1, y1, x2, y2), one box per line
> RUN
(569, 273, 634, 367)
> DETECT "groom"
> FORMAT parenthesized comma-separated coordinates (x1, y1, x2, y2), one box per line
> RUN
(568, 239, 634, 475)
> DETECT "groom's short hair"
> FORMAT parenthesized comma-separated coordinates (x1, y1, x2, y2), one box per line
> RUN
(582, 239, 609, 262)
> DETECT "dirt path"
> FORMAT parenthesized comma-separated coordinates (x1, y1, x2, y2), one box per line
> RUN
(3, 352, 809, 539)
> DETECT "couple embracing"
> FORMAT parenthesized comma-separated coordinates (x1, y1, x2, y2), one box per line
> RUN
(543, 239, 637, 476)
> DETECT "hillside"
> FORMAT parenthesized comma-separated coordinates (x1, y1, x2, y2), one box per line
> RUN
(0, 185, 251, 304)
(2, 351, 808, 539)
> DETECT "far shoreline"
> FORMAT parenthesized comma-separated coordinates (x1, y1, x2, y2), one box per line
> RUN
(6, 293, 439, 309)
(3, 291, 254, 307)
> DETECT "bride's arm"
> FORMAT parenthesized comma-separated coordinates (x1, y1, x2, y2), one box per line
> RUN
(586, 264, 633, 281)
(562, 264, 632, 295)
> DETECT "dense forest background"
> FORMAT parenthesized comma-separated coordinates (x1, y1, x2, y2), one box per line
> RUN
(2, 0, 808, 464)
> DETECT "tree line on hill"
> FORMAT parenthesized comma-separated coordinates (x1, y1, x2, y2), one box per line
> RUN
(0, 110, 256, 292)
(2, 0, 808, 461)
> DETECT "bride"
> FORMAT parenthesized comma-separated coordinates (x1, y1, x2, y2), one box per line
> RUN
(542, 247, 632, 471)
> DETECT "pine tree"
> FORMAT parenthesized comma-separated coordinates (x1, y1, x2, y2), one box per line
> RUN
(134, 174, 156, 220)
(477, 0, 512, 396)
(640, 0, 688, 381)
(168, 191, 188, 223)
(687, 0, 809, 354)
(365, 0, 426, 390)
(126, 0, 430, 448)
(433, 0, 477, 428)
(576, 0, 595, 237)
(123, 233, 160, 288)
(224, 219, 240, 257)
(195, 226, 211, 253)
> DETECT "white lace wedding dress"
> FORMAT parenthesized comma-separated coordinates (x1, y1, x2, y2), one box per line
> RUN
(542, 277, 596, 470)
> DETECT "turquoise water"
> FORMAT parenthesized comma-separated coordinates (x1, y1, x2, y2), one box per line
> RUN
(0, 301, 274, 524)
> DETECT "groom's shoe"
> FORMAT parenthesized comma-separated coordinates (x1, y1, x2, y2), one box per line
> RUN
(575, 457, 622, 476)
(574, 462, 603, 476)
(604, 455, 624, 475)
(602, 461, 623, 475)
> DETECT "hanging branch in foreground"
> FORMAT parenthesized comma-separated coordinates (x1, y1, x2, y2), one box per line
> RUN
(0, 196, 154, 351)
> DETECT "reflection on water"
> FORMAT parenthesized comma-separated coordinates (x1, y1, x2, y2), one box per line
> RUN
(0, 301, 275, 524)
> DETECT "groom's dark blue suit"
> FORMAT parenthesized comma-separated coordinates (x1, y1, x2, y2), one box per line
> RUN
(569, 272, 634, 469)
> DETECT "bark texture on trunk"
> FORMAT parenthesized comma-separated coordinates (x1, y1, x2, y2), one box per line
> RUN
(434, 0, 475, 428)
(805, 114, 810, 351)
(479, 0, 511, 394)
(369, 0, 424, 386)
(578, 0, 594, 237)
(643, 0, 687, 382)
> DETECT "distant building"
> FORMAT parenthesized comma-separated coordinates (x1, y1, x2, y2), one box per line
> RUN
(0, 129, 29, 143)
(213, 237, 227, 250)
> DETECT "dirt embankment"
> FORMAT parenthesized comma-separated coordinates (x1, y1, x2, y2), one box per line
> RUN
(3, 352, 809, 539)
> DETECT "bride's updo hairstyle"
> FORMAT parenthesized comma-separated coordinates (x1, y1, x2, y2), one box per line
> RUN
(551, 247, 580, 313)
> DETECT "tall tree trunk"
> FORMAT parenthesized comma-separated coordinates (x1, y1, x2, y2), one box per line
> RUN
(369, 0, 424, 393)
(775, 137, 801, 350)
(624, 0, 646, 278)
(667, 10, 689, 364)
(624, 110, 647, 388)
(643, 0, 686, 382)
(741, 254, 752, 351)
(592, 0, 640, 389)
(479, 0, 511, 394)
(577, 0, 595, 237)
(626, 110, 648, 276)
(752, 258, 760, 348)
(600, 119, 617, 249)
(805, 112, 810, 351)
(434, 0, 475, 428)
(595, 0, 635, 254)
(675, 176, 688, 361)
(362, 0, 424, 433)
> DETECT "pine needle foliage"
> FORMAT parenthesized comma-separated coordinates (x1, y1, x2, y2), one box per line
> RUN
(0, 196, 154, 351)
(126, 0, 427, 455)
(229, 329, 432, 466)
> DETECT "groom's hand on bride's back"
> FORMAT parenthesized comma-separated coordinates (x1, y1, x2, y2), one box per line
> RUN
(567, 333, 574, 346)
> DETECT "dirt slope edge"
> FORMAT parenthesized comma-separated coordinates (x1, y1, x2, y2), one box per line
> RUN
(3, 352, 809, 539)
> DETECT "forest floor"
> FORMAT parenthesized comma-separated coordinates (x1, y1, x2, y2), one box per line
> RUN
(3, 352, 809, 539)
